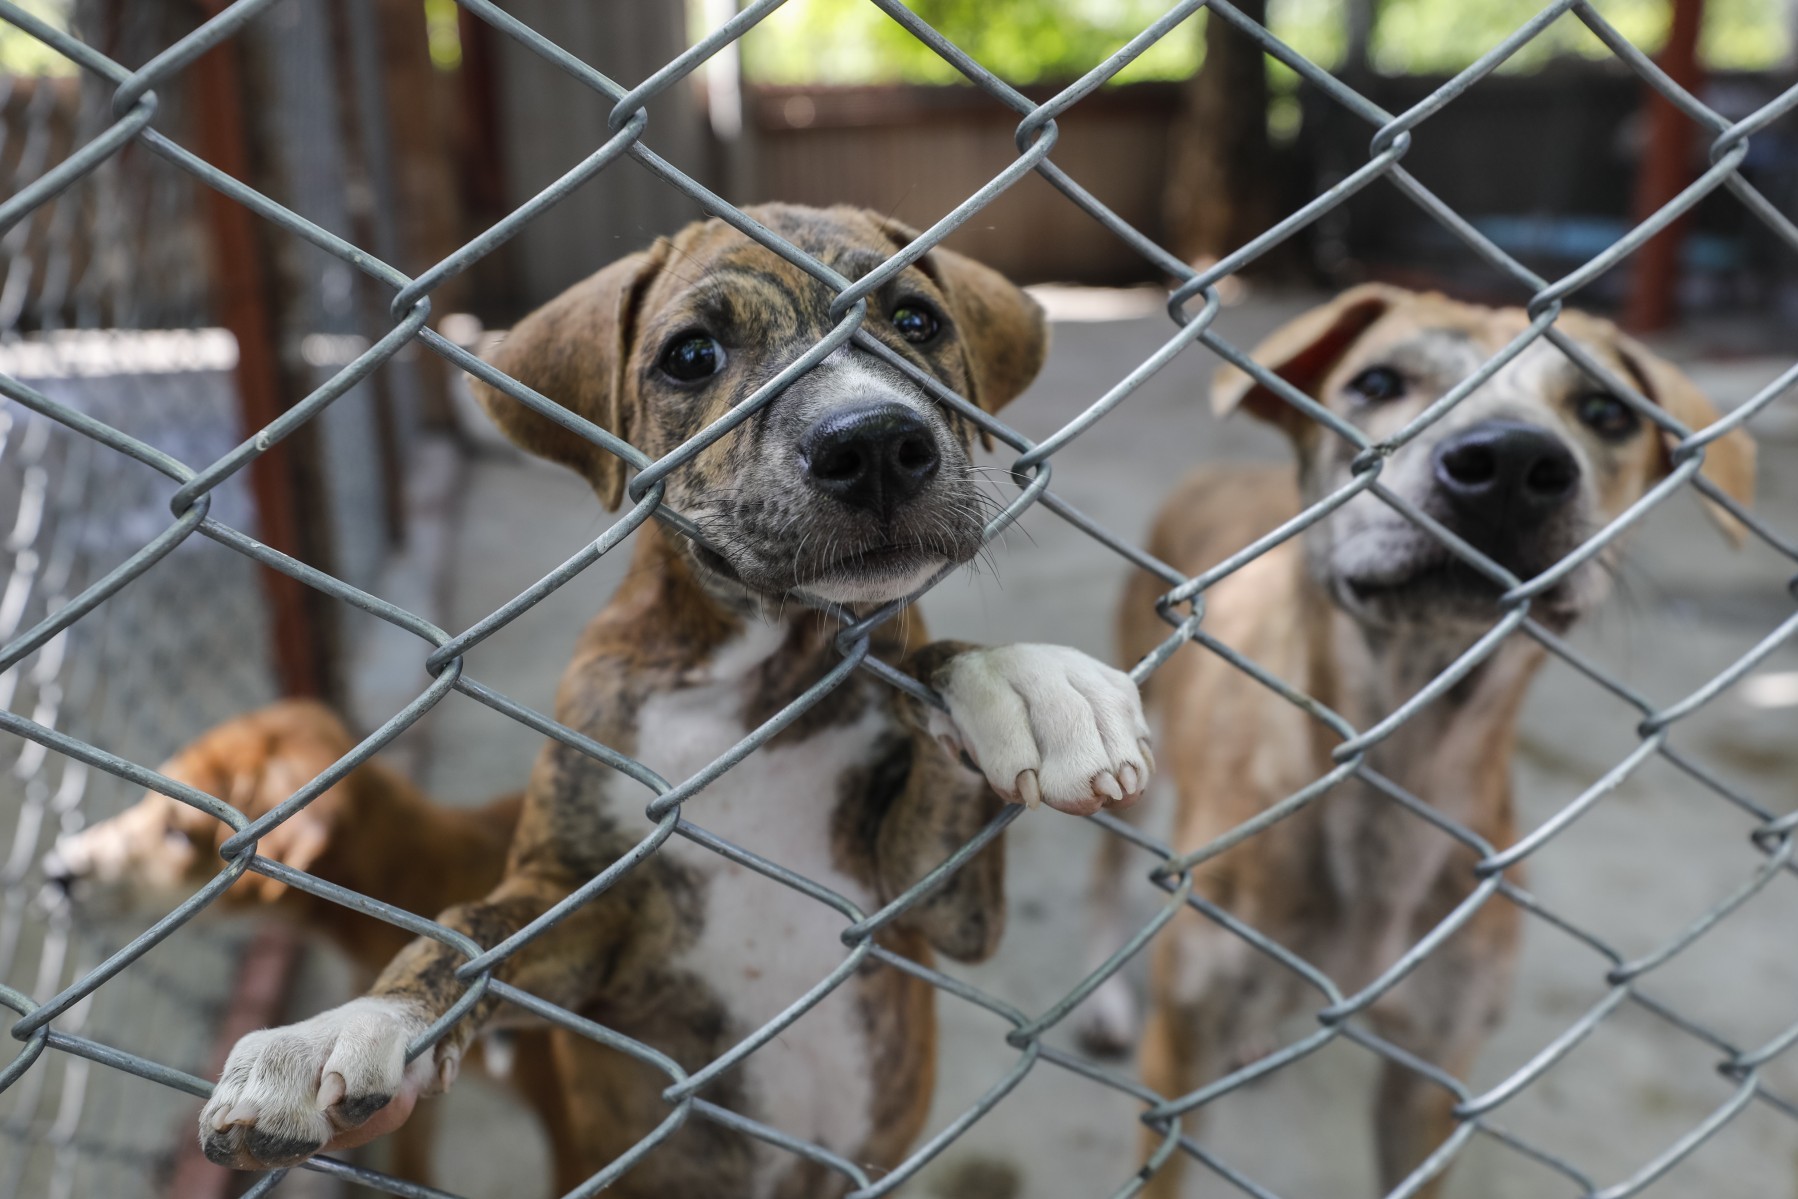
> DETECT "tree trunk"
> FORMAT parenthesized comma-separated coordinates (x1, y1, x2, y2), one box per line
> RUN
(1160, 0, 1276, 268)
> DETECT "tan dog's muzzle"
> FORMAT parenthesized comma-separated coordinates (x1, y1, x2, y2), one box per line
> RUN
(1211, 284, 1757, 628)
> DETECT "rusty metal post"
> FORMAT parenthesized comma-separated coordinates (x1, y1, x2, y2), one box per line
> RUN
(186, 5, 328, 700)
(1625, 0, 1706, 331)
(164, 20, 333, 1199)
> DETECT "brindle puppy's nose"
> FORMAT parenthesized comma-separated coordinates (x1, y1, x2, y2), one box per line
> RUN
(802, 402, 939, 520)
(1433, 419, 1579, 526)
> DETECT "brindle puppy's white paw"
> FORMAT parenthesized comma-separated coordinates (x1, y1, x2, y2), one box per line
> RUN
(931, 644, 1152, 816)
(199, 997, 446, 1170)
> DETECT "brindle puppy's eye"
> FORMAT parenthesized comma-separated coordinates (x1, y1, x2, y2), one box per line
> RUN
(1575, 392, 1640, 441)
(1347, 366, 1405, 403)
(891, 301, 941, 345)
(659, 334, 725, 384)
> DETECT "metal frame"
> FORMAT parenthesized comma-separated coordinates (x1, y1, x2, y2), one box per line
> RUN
(1, 2, 1795, 1197)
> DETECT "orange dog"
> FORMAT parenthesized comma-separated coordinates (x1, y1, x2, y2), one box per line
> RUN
(42, 700, 570, 1185)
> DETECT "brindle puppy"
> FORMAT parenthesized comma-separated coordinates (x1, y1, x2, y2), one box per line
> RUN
(198, 204, 1153, 1197)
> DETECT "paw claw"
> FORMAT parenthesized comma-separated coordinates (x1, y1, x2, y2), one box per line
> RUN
(1016, 769, 1042, 809)
(935, 644, 1152, 819)
(1138, 737, 1156, 775)
(316, 1071, 345, 1111)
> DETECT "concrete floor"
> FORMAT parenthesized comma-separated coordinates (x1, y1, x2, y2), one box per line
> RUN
(335, 290, 1798, 1199)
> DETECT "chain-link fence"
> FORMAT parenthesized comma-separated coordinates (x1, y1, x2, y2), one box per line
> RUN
(0, 2, 1795, 1198)
(0, 4, 280, 1195)
(0, 337, 276, 1199)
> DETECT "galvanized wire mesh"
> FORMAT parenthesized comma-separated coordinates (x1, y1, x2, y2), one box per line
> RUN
(0, 346, 276, 1199)
(0, 2, 1795, 1198)
(0, 5, 277, 1193)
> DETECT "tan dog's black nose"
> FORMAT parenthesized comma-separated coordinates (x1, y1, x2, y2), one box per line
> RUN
(41, 849, 76, 894)
(802, 402, 940, 521)
(1434, 420, 1579, 525)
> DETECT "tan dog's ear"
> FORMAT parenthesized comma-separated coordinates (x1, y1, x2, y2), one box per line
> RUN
(874, 216, 1048, 417)
(1212, 283, 1412, 433)
(1614, 334, 1757, 545)
(471, 241, 672, 510)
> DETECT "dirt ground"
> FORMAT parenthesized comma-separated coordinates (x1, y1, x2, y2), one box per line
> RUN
(329, 288, 1798, 1199)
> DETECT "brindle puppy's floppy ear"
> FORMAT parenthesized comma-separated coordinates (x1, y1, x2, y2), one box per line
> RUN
(1211, 283, 1413, 436)
(1613, 332, 1757, 545)
(470, 239, 672, 510)
(874, 216, 1048, 418)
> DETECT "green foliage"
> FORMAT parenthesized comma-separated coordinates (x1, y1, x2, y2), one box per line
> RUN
(0, 0, 75, 77)
(740, 0, 1202, 85)
(1373, 0, 1789, 73)
(735, 0, 1791, 86)
(423, 0, 464, 72)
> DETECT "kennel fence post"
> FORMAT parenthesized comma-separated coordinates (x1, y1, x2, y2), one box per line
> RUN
(1624, 0, 1706, 332)
(188, 8, 329, 700)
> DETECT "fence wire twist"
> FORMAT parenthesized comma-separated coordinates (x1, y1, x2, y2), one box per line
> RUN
(0, 343, 276, 1199)
(1, 2, 1796, 1197)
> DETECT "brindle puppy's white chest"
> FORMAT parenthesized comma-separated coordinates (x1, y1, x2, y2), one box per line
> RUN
(632, 623, 887, 1196)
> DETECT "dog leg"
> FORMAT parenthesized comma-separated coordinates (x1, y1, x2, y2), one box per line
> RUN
(1137, 993, 1210, 1199)
(200, 859, 643, 1171)
(1076, 814, 1148, 1057)
(1135, 923, 1230, 1199)
(884, 640, 1151, 963)
(1368, 879, 1519, 1198)
(873, 724, 1007, 964)
(1136, 905, 1296, 1199)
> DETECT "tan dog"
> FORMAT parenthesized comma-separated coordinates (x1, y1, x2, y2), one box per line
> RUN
(1089, 286, 1754, 1197)
(40, 700, 571, 1184)
(194, 204, 1153, 1197)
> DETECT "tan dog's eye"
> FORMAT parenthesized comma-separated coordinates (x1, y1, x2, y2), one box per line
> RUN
(1575, 392, 1640, 441)
(891, 301, 941, 345)
(659, 333, 726, 384)
(1347, 366, 1405, 403)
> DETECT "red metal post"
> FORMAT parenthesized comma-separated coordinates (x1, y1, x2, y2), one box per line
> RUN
(164, 20, 335, 1196)
(187, 7, 326, 699)
(1625, 0, 1706, 332)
